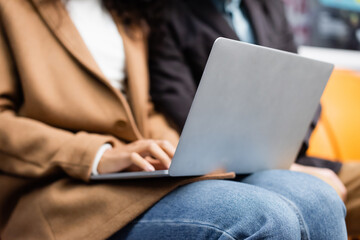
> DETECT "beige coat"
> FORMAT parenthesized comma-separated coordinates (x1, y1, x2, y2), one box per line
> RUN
(0, 1, 233, 239)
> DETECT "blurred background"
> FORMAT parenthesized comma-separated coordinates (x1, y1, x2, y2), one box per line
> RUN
(282, 0, 360, 165)
(283, 0, 360, 50)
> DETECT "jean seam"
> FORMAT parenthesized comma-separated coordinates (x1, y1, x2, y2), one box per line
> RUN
(133, 219, 238, 240)
(276, 195, 310, 240)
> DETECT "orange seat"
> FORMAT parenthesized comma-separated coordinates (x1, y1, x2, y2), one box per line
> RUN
(307, 69, 360, 162)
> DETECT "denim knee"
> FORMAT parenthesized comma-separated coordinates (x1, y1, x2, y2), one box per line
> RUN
(293, 172, 347, 239)
(243, 170, 346, 215)
(218, 183, 306, 240)
(242, 170, 347, 239)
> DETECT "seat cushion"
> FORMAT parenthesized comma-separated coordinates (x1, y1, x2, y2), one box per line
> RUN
(308, 69, 360, 162)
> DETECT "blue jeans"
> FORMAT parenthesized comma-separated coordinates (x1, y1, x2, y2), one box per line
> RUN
(109, 170, 347, 239)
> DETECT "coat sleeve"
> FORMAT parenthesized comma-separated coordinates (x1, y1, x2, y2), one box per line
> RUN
(0, 22, 123, 182)
(148, 6, 197, 131)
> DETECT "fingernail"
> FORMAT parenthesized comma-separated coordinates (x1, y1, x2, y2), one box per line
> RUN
(146, 165, 155, 172)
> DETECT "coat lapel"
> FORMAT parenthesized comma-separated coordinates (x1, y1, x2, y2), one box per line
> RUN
(30, 0, 107, 82)
(243, 0, 271, 46)
(186, 0, 239, 40)
(187, 0, 272, 45)
(115, 23, 148, 136)
(30, 0, 145, 139)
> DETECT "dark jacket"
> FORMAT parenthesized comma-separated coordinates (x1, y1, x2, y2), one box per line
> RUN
(149, 0, 342, 172)
(149, 0, 296, 129)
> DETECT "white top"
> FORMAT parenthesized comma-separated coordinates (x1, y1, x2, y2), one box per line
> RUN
(64, 0, 126, 92)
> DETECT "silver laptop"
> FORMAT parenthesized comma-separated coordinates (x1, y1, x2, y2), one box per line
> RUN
(91, 37, 333, 180)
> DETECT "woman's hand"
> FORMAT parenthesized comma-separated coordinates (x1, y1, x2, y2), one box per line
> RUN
(97, 139, 176, 174)
(290, 163, 347, 201)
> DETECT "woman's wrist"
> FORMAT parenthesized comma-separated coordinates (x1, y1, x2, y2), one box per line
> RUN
(91, 143, 113, 176)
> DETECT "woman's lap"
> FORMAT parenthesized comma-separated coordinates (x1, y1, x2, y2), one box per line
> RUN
(109, 170, 347, 240)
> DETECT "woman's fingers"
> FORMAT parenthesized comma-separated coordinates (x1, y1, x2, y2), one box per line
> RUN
(130, 152, 155, 172)
(99, 139, 176, 174)
(156, 140, 176, 159)
(144, 156, 168, 170)
(147, 142, 172, 168)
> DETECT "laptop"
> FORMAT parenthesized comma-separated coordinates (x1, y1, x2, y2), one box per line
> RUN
(91, 37, 333, 180)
